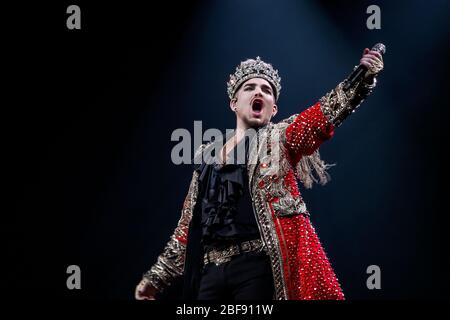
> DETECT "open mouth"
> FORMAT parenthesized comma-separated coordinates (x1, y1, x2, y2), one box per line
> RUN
(251, 99, 263, 114)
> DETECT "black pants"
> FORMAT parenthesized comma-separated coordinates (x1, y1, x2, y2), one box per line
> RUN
(197, 250, 274, 300)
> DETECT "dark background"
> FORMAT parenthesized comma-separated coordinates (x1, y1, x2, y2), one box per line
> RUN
(6, 0, 450, 300)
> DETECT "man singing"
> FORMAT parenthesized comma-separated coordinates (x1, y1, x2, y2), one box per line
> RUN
(135, 47, 384, 300)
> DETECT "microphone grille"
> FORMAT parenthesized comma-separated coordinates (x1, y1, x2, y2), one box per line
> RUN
(371, 43, 386, 55)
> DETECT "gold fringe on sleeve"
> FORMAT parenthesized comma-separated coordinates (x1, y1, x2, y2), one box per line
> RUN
(295, 150, 335, 189)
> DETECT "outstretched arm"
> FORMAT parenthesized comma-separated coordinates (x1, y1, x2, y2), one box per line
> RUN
(284, 48, 384, 160)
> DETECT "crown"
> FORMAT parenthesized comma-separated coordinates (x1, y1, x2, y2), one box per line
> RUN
(227, 56, 282, 101)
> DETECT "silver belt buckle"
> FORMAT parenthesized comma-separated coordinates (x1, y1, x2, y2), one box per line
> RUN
(214, 255, 232, 266)
(212, 246, 234, 266)
(205, 239, 264, 266)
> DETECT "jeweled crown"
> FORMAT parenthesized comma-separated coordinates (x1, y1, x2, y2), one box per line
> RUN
(227, 56, 282, 101)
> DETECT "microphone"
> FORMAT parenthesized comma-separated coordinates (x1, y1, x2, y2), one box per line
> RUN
(343, 43, 386, 91)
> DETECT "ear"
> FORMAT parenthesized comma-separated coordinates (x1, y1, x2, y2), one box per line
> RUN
(271, 104, 278, 118)
(229, 97, 237, 112)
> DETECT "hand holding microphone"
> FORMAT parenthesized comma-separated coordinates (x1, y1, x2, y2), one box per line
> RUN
(343, 43, 385, 91)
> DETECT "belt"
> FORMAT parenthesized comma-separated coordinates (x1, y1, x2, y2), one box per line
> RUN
(203, 239, 265, 266)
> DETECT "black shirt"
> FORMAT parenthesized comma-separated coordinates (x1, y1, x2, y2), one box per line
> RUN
(197, 134, 260, 250)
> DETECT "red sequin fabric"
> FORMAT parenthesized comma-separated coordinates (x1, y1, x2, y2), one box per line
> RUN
(145, 100, 363, 300)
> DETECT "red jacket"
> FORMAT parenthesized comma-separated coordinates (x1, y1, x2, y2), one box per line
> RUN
(144, 78, 377, 300)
